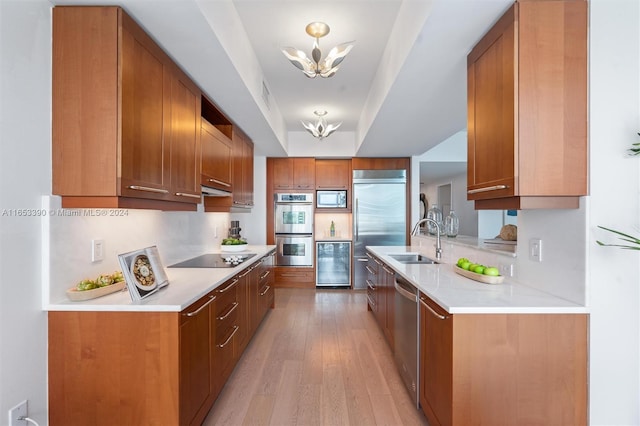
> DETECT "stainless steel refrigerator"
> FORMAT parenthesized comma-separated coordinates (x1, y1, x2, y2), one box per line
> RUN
(352, 169, 407, 289)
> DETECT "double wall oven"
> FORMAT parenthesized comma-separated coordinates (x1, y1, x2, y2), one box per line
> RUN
(274, 193, 314, 267)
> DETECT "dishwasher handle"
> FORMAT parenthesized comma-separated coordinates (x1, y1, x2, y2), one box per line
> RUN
(394, 276, 417, 302)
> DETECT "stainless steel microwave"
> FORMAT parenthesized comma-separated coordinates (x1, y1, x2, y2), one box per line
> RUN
(316, 190, 347, 208)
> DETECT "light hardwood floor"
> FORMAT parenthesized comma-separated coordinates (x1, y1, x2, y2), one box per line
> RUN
(204, 288, 429, 426)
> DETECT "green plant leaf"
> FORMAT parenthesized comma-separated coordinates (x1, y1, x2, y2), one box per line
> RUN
(597, 226, 640, 250)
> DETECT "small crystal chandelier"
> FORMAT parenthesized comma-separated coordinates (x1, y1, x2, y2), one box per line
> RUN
(301, 110, 341, 140)
(281, 22, 354, 78)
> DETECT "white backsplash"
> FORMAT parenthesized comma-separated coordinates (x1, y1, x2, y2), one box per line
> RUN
(43, 196, 231, 305)
(412, 199, 587, 306)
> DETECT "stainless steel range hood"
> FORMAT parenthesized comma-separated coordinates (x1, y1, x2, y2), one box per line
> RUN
(201, 185, 232, 197)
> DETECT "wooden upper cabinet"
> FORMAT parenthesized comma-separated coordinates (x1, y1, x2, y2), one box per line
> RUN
(232, 128, 254, 208)
(467, 1, 587, 210)
(52, 6, 201, 210)
(271, 158, 293, 190)
(315, 159, 351, 189)
(168, 70, 202, 202)
(270, 158, 315, 190)
(351, 158, 410, 171)
(201, 118, 233, 192)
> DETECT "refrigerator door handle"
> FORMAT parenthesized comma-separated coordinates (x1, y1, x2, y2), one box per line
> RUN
(355, 197, 359, 241)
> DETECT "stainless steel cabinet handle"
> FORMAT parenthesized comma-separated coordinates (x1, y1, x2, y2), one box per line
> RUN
(366, 279, 376, 290)
(395, 282, 417, 302)
(419, 296, 448, 320)
(259, 285, 271, 296)
(175, 192, 201, 199)
(373, 258, 383, 266)
(217, 325, 239, 348)
(260, 270, 270, 280)
(382, 265, 394, 274)
(365, 265, 376, 275)
(366, 294, 376, 308)
(357, 258, 369, 262)
(208, 178, 231, 187)
(467, 185, 508, 194)
(127, 185, 169, 194)
(366, 252, 373, 259)
(217, 278, 239, 293)
(183, 295, 217, 317)
(217, 302, 239, 320)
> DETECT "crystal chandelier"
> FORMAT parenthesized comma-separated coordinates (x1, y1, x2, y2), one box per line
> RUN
(281, 22, 354, 78)
(301, 110, 341, 140)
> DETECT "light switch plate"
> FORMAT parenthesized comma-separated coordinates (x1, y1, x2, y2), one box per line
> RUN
(92, 239, 104, 262)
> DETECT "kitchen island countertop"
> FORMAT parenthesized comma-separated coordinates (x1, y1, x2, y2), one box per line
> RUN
(367, 246, 587, 314)
(45, 245, 276, 313)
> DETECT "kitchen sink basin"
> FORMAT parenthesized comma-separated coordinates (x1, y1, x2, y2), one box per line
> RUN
(388, 253, 439, 264)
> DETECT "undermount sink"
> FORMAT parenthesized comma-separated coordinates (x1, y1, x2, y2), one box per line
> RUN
(388, 253, 439, 264)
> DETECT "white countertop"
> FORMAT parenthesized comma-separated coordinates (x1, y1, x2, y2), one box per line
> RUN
(45, 245, 276, 313)
(367, 246, 587, 314)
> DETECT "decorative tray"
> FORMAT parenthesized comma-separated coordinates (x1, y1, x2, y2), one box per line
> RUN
(66, 281, 126, 301)
(453, 265, 505, 285)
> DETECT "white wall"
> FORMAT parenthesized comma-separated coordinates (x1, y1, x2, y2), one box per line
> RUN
(588, 0, 640, 423)
(0, 0, 50, 422)
(287, 131, 357, 157)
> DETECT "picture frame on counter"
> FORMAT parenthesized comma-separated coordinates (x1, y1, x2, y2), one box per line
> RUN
(118, 245, 169, 301)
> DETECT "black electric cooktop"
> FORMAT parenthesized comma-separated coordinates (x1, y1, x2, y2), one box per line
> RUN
(168, 253, 257, 268)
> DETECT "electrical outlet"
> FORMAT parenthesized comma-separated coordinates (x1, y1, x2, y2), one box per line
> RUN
(214, 225, 218, 238)
(8, 400, 27, 426)
(529, 238, 542, 262)
(499, 263, 514, 277)
(92, 239, 104, 262)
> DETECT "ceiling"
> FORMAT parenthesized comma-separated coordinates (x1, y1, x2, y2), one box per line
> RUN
(52, 0, 513, 158)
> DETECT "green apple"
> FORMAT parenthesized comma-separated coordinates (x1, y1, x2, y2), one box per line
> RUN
(483, 267, 500, 276)
(473, 265, 485, 274)
(456, 257, 469, 267)
(460, 261, 471, 270)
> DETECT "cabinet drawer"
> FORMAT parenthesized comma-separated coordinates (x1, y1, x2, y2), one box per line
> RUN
(215, 303, 238, 335)
(214, 278, 238, 307)
(275, 267, 314, 287)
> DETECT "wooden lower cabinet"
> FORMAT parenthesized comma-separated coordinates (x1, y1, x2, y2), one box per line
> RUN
(418, 291, 588, 426)
(366, 252, 395, 350)
(380, 263, 395, 351)
(48, 254, 275, 426)
(274, 266, 315, 288)
(213, 276, 241, 391)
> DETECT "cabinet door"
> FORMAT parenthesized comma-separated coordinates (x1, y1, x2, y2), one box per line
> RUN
(271, 158, 293, 190)
(419, 292, 453, 426)
(242, 135, 254, 206)
(315, 159, 351, 189)
(466, 6, 516, 201)
(232, 129, 254, 207)
(120, 17, 170, 198)
(233, 269, 251, 356)
(382, 264, 395, 350)
(168, 71, 202, 202)
(180, 294, 214, 426)
(201, 119, 233, 190)
(293, 158, 316, 189)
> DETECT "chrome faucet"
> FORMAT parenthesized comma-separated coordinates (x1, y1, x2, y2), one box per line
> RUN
(411, 218, 442, 260)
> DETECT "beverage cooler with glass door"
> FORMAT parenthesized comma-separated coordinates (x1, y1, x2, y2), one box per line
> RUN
(316, 241, 351, 288)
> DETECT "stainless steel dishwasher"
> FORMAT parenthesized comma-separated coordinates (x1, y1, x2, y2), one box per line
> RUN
(394, 274, 419, 408)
